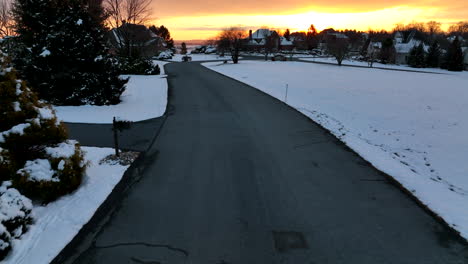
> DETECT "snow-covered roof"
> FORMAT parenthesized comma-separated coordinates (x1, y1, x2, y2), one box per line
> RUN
(246, 39, 265, 46)
(280, 37, 293, 46)
(395, 39, 428, 54)
(328, 32, 349, 39)
(370, 42, 382, 48)
(251, 29, 274, 39)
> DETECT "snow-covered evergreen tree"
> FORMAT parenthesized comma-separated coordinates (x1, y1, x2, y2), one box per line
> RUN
(12, 0, 127, 105)
(0, 52, 86, 202)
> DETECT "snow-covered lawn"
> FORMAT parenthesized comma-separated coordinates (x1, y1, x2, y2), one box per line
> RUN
(203, 60, 468, 240)
(241, 52, 317, 58)
(301, 57, 455, 74)
(169, 54, 232, 62)
(54, 62, 168, 124)
(5, 147, 131, 264)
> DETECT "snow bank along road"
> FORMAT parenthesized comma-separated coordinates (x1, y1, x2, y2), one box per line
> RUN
(60, 62, 467, 264)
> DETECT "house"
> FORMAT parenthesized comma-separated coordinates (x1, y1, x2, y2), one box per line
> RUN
(394, 31, 428, 65)
(318, 31, 349, 51)
(108, 23, 165, 58)
(463, 47, 468, 70)
(367, 41, 382, 58)
(245, 29, 280, 51)
(279, 37, 294, 51)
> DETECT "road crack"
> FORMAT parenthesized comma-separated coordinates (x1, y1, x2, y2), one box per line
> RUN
(95, 242, 189, 257)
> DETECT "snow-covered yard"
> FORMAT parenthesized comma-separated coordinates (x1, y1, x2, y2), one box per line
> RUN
(5, 147, 131, 264)
(203, 60, 468, 240)
(301, 57, 455, 74)
(54, 62, 168, 124)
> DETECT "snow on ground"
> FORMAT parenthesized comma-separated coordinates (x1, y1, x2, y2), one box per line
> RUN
(241, 52, 317, 58)
(301, 57, 454, 73)
(203, 60, 468, 240)
(54, 62, 168, 124)
(169, 54, 232, 62)
(5, 147, 130, 264)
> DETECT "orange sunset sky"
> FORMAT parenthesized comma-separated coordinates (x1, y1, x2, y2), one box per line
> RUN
(148, 0, 468, 40)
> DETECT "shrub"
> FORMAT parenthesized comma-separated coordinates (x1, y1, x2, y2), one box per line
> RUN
(0, 181, 33, 259)
(15, 141, 86, 202)
(0, 225, 11, 260)
(117, 57, 161, 75)
(0, 52, 86, 203)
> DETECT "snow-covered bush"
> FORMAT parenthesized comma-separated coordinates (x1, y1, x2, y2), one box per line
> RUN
(0, 181, 33, 259)
(0, 148, 11, 183)
(0, 53, 86, 202)
(117, 57, 161, 75)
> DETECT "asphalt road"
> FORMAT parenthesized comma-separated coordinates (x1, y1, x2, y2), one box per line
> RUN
(69, 62, 467, 264)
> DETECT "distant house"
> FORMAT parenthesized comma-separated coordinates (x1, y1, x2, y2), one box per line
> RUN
(394, 31, 428, 65)
(279, 37, 294, 51)
(463, 47, 468, 70)
(108, 23, 165, 58)
(319, 31, 349, 51)
(245, 29, 280, 51)
(367, 41, 382, 58)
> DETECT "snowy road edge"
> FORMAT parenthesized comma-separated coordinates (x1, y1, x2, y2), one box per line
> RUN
(50, 150, 148, 264)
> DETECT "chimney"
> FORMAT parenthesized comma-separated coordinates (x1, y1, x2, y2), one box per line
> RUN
(249, 30, 253, 41)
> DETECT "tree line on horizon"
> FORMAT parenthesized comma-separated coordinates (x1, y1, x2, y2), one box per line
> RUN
(214, 20, 467, 71)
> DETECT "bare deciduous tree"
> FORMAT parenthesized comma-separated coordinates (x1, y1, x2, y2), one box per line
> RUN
(217, 27, 246, 64)
(448, 21, 468, 38)
(105, 0, 153, 28)
(327, 36, 349, 66)
(104, 0, 153, 57)
(0, 0, 14, 38)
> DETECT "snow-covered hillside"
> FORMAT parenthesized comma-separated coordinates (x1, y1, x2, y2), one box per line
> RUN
(204, 60, 468, 240)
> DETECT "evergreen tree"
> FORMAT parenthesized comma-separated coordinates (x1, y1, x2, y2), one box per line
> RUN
(407, 43, 426, 68)
(180, 42, 187, 55)
(306, 24, 318, 50)
(149, 25, 175, 51)
(445, 38, 464, 71)
(379, 38, 396, 64)
(284, 29, 291, 41)
(0, 52, 86, 202)
(425, 41, 441, 68)
(12, 0, 127, 106)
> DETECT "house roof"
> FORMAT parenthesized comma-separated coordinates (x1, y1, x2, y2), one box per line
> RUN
(109, 23, 164, 47)
(246, 39, 265, 46)
(280, 37, 293, 46)
(395, 39, 428, 53)
(251, 29, 274, 39)
(328, 32, 349, 39)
